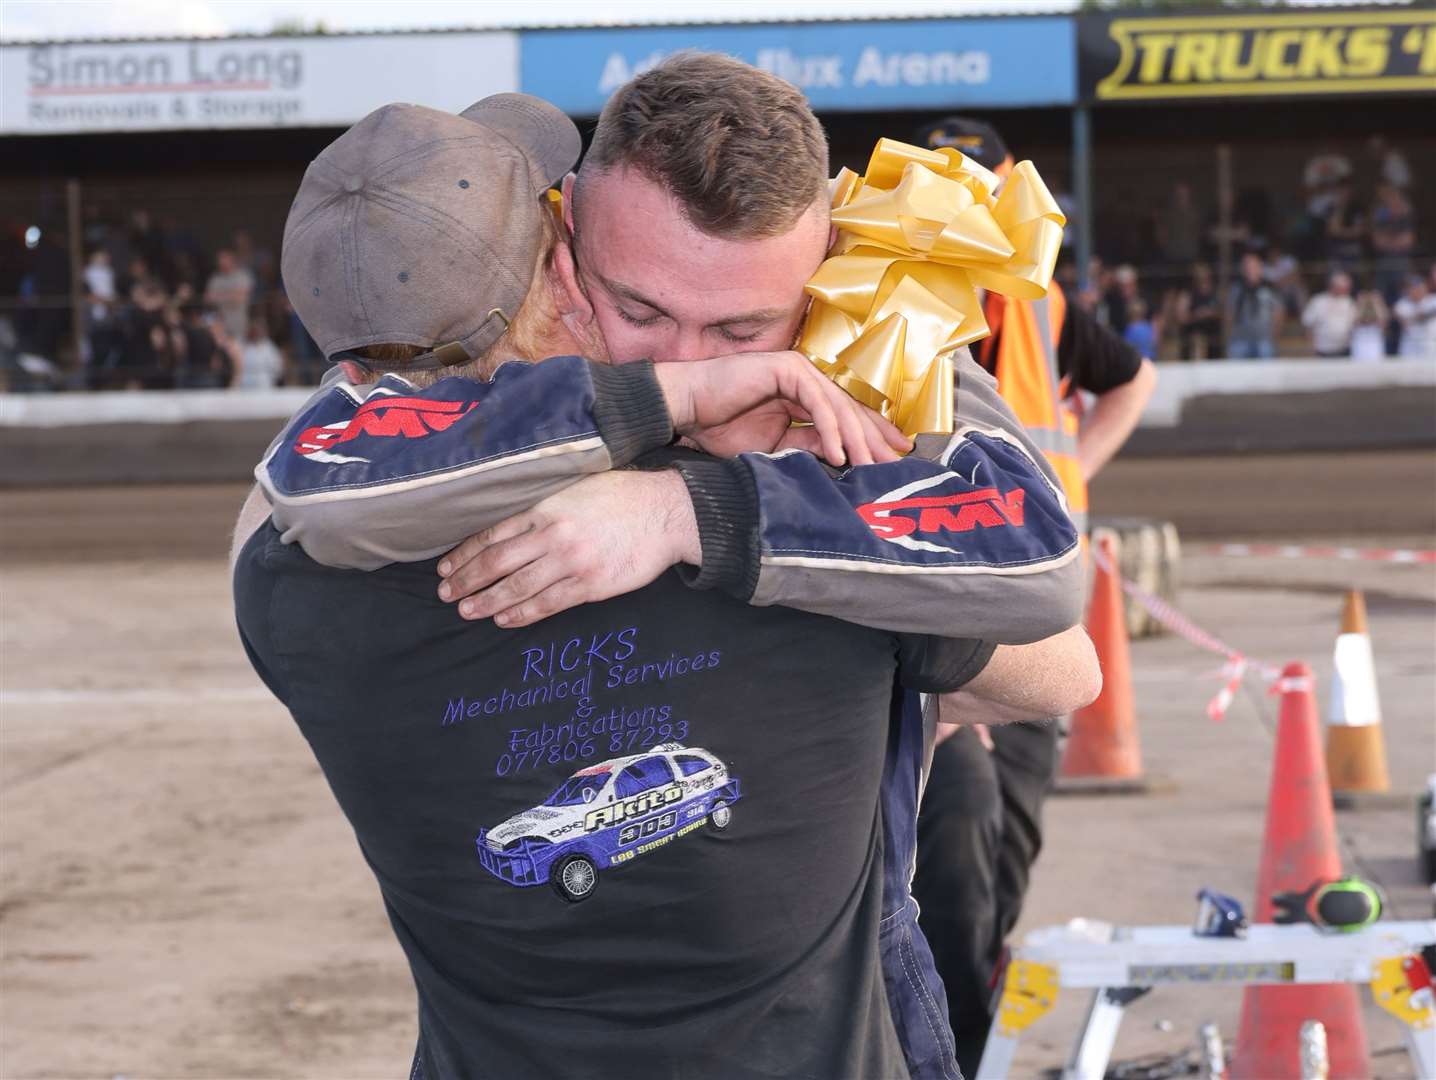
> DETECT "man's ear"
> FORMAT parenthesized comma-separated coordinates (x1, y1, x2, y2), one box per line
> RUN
(338, 359, 371, 385)
(560, 173, 577, 236)
(549, 238, 589, 315)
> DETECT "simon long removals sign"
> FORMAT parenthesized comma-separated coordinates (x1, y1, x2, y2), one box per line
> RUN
(2, 35, 519, 135)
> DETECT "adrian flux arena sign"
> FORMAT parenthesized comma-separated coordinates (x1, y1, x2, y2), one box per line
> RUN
(520, 19, 1076, 115)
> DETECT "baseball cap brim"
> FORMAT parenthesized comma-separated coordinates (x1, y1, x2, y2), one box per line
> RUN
(460, 93, 582, 191)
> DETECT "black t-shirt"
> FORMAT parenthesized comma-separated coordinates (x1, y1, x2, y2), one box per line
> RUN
(1056, 301, 1144, 395)
(234, 520, 990, 1080)
(181, 325, 229, 389)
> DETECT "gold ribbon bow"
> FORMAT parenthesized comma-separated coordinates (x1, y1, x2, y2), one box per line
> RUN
(798, 138, 1066, 437)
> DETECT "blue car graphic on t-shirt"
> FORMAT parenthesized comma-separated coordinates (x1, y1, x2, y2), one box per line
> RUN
(476, 742, 741, 903)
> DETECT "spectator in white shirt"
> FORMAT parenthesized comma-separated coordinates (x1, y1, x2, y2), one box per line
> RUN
(1349, 289, 1389, 363)
(1302, 271, 1357, 358)
(1263, 241, 1306, 317)
(82, 250, 115, 309)
(204, 249, 254, 341)
(1366, 134, 1412, 190)
(234, 318, 284, 390)
(1393, 273, 1436, 359)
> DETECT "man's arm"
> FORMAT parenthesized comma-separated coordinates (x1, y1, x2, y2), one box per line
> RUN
(895, 623, 1098, 754)
(257, 352, 904, 570)
(685, 351, 1083, 642)
(442, 353, 1085, 643)
(947, 624, 1101, 723)
(1057, 301, 1159, 482)
(231, 483, 271, 571)
(258, 356, 672, 569)
(1075, 357, 1156, 481)
(931, 624, 1101, 749)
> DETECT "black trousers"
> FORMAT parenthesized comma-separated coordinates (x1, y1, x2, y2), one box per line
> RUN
(1179, 318, 1223, 361)
(913, 720, 1060, 1078)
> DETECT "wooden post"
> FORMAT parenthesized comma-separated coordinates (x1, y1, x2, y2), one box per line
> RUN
(66, 178, 85, 375)
(1072, 106, 1094, 290)
(1215, 144, 1233, 349)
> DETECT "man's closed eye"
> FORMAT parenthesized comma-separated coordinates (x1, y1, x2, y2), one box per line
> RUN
(617, 308, 663, 328)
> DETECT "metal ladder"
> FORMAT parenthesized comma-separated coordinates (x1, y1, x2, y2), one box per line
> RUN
(976, 918, 1436, 1079)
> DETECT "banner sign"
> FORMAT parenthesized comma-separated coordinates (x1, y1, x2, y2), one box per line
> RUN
(520, 18, 1076, 115)
(2, 33, 519, 135)
(1079, 7, 1436, 102)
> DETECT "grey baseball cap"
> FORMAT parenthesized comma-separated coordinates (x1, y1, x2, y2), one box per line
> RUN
(281, 93, 582, 366)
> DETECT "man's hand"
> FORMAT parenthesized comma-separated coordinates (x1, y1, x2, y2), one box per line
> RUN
(436, 470, 698, 628)
(654, 350, 910, 467)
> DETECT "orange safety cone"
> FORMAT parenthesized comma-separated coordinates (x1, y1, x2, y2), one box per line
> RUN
(1326, 590, 1391, 800)
(1229, 662, 1370, 1079)
(1057, 534, 1146, 791)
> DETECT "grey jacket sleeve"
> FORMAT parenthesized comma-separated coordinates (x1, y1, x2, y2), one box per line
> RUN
(256, 357, 673, 569)
(671, 350, 1084, 643)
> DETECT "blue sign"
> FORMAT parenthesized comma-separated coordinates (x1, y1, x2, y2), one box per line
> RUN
(520, 18, 1076, 115)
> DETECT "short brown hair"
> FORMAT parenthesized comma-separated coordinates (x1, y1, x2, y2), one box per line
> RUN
(580, 52, 829, 239)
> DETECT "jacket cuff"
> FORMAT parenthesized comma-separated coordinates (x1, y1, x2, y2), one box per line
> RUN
(589, 360, 674, 467)
(671, 456, 761, 601)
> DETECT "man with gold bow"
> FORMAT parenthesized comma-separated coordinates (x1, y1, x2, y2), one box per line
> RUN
(244, 56, 1098, 1079)
(910, 116, 1157, 1077)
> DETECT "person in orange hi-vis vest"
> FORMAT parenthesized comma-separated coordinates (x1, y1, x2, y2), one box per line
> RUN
(910, 116, 1158, 1076)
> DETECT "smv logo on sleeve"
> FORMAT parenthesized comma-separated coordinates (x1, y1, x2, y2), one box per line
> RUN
(293, 387, 478, 464)
(858, 475, 1026, 554)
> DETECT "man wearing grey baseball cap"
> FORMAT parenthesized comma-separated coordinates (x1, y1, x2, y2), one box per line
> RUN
(262, 92, 907, 516)
(250, 71, 1081, 646)
(237, 65, 1093, 1080)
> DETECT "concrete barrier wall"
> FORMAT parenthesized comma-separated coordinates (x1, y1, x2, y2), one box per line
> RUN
(0, 388, 310, 487)
(1, 360, 1433, 487)
(1136, 358, 1436, 427)
(1125, 358, 1436, 455)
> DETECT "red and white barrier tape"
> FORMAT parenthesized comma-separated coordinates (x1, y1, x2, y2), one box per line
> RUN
(1206, 660, 1248, 723)
(1089, 544, 1282, 721)
(1204, 543, 1436, 565)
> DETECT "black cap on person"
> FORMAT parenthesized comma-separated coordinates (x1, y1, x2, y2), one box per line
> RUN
(916, 116, 1011, 173)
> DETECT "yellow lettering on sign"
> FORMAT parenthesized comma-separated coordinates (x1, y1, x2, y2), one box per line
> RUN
(1095, 10, 1436, 99)
(1346, 26, 1390, 77)
(1135, 32, 1177, 83)
(1296, 29, 1346, 78)
(1262, 29, 1301, 78)
(1401, 25, 1436, 75)
(1171, 32, 1218, 81)
(1217, 32, 1261, 80)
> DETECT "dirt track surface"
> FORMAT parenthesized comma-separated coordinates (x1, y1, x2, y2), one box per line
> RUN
(2, 461, 1434, 1077)
(2, 448, 1433, 568)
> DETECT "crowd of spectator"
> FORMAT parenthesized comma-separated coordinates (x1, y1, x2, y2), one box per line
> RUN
(1064, 252, 1436, 364)
(6, 206, 322, 391)
(5, 134, 1433, 390)
(1063, 135, 1434, 362)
